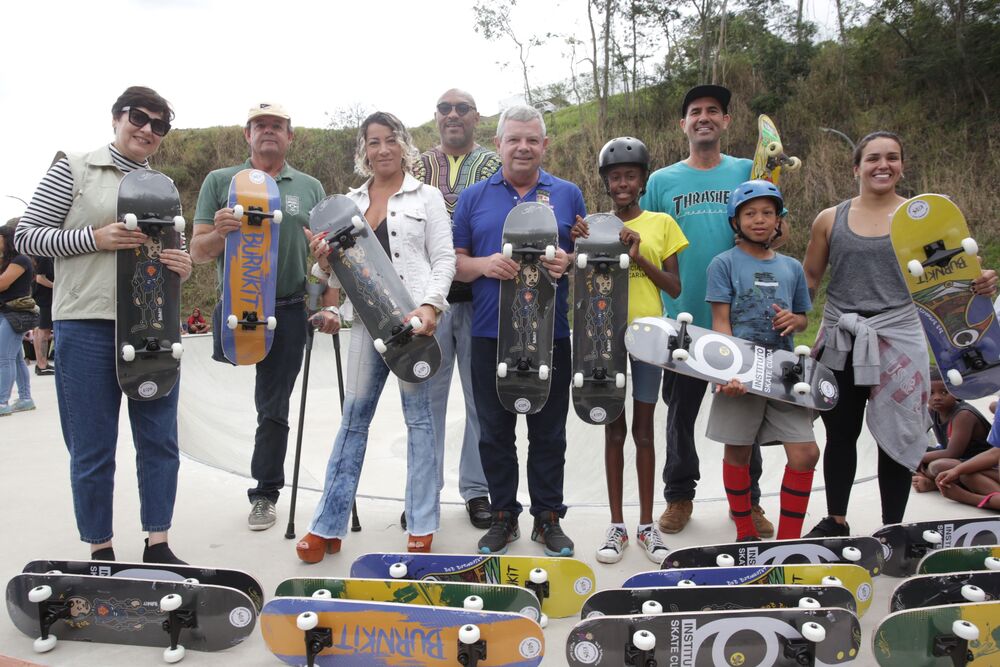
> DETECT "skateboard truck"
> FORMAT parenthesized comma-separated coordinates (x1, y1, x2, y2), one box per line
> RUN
(668, 312, 693, 362)
(227, 310, 278, 331)
(27, 584, 71, 653)
(123, 212, 186, 235)
(932, 619, 979, 667)
(624, 627, 656, 667)
(781, 635, 817, 666)
(457, 623, 487, 666)
(159, 593, 196, 663)
(233, 204, 283, 227)
(907, 238, 978, 278)
(524, 568, 550, 604)
(296, 611, 333, 667)
(782, 345, 813, 396)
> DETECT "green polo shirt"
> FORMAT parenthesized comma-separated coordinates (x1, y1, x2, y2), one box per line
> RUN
(194, 159, 326, 299)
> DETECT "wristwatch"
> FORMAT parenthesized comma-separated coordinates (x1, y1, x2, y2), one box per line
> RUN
(322, 306, 340, 316)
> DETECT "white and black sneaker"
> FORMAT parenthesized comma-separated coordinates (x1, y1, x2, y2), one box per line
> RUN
(637, 525, 669, 564)
(596, 525, 628, 564)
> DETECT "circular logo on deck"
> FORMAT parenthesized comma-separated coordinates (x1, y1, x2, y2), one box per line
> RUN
(572, 641, 601, 664)
(519, 605, 540, 621)
(514, 398, 532, 413)
(819, 380, 836, 399)
(249, 170, 266, 184)
(519, 637, 542, 659)
(589, 407, 607, 423)
(880, 542, 892, 561)
(229, 607, 253, 628)
(730, 652, 747, 666)
(137, 381, 158, 399)
(413, 361, 431, 379)
(907, 200, 930, 219)
(574, 576, 594, 596)
(857, 582, 872, 602)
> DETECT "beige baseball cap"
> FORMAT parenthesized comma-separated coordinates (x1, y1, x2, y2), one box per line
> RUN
(247, 102, 291, 121)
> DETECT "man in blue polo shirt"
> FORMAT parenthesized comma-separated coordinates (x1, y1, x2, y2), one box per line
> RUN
(453, 105, 585, 557)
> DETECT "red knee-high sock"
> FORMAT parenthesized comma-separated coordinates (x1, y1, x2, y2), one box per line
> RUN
(778, 466, 815, 540)
(724, 461, 756, 540)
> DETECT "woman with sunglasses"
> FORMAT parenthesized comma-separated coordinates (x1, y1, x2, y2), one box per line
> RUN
(15, 86, 192, 564)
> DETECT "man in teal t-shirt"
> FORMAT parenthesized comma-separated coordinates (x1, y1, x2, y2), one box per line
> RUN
(640, 85, 769, 537)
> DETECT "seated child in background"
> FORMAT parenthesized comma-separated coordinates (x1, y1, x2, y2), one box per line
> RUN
(935, 409, 1000, 511)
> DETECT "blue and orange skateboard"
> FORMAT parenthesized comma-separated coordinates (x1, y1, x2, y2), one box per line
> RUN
(221, 169, 282, 365)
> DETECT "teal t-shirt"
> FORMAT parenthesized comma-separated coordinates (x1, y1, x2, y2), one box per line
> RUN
(194, 160, 326, 299)
(639, 155, 752, 327)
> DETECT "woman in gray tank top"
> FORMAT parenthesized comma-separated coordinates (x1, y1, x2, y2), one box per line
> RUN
(801, 132, 996, 536)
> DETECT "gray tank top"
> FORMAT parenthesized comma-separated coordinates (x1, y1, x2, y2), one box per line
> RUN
(825, 200, 911, 314)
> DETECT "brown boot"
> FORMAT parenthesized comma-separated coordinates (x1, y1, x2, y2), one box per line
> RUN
(728, 505, 775, 538)
(658, 500, 693, 534)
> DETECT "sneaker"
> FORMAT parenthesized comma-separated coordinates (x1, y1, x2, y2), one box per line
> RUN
(737, 535, 763, 543)
(0, 404, 11, 417)
(804, 516, 851, 538)
(595, 525, 628, 564)
(34, 366, 55, 376)
(466, 496, 492, 530)
(478, 511, 519, 554)
(143, 538, 188, 565)
(248, 498, 277, 531)
(531, 511, 574, 557)
(658, 500, 693, 534)
(637, 526, 669, 564)
(91, 547, 116, 561)
(12, 398, 35, 413)
(731, 505, 775, 538)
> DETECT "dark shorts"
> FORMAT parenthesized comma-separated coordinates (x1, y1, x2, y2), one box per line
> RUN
(38, 303, 53, 330)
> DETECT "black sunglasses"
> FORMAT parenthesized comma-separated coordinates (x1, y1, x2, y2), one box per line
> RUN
(122, 106, 171, 137)
(436, 102, 475, 116)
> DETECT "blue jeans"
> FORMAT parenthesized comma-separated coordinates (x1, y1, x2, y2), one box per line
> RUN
(54, 320, 179, 543)
(427, 301, 489, 501)
(0, 316, 31, 405)
(471, 336, 571, 519)
(308, 322, 439, 538)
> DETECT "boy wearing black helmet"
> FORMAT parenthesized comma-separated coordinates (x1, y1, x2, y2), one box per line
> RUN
(572, 136, 688, 563)
(705, 180, 818, 542)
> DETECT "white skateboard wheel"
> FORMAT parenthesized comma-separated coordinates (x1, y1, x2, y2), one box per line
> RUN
(33, 634, 57, 653)
(985, 556, 1000, 571)
(953, 619, 979, 641)
(226, 315, 238, 330)
(182, 578, 199, 585)
(632, 629, 656, 651)
(677, 579, 697, 588)
(373, 338, 387, 354)
(671, 348, 690, 362)
(312, 589, 332, 599)
(716, 553, 735, 567)
(961, 237, 978, 256)
(799, 596, 821, 609)
(28, 585, 52, 603)
(947, 369, 964, 386)
(841, 546, 862, 562)
(389, 562, 408, 579)
(544, 245, 556, 261)
(539, 613, 548, 628)
(615, 372, 626, 389)
(160, 593, 182, 612)
(266, 316, 277, 330)
(123, 212, 138, 230)
(922, 529, 943, 545)
(296, 611, 319, 631)
(793, 382, 811, 396)
(538, 364, 550, 381)
(786, 156, 802, 171)
(573, 372, 584, 388)
(821, 575, 842, 587)
(961, 584, 986, 602)
(351, 215, 365, 232)
(121, 344, 136, 362)
(766, 141, 782, 158)
(802, 621, 826, 643)
(502, 242, 513, 258)
(676, 312, 694, 324)
(44, 570, 62, 575)
(619, 254, 630, 270)
(907, 259, 925, 277)
(163, 644, 186, 663)
(459, 623, 481, 645)
(576, 253, 588, 269)
(172, 216, 186, 233)
(794, 345, 811, 357)
(529, 568, 548, 584)
(409, 316, 421, 330)
(496, 362, 507, 378)
(272, 209, 283, 224)
(641, 600, 663, 615)
(171, 343, 183, 360)
(463, 595, 484, 611)
(233, 204, 244, 219)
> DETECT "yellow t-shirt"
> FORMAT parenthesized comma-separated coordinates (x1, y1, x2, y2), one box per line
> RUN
(624, 210, 689, 323)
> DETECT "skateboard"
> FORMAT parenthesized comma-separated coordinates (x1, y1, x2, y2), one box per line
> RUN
(890, 571, 1000, 612)
(623, 564, 874, 616)
(890, 193, 1000, 399)
(571, 213, 629, 424)
(873, 518, 1000, 577)
(261, 596, 544, 667)
(273, 577, 542, 623)
(918, 546, 1000, 575)
(750, 114, 802, 187)
(625, 315, 840, 410)
(349, 552, 596, 619)
(872, 601, 1000, 666)
(221, 168, 282, 365)
(5, 572, 256, 661)
(310, 194, 441, 383)
(496, 202, 559, 414)
(662, 536, 884, 577)
(115, 168, 185, 401)
(567, 607, 860, 667)
(581, 583, 858, 618)
(23, 559, 264, 612)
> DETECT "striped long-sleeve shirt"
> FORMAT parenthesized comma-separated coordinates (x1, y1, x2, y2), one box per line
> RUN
(15, 145, 147, 257)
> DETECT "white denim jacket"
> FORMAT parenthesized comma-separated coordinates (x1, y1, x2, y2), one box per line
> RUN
(320, 173, 455, 315)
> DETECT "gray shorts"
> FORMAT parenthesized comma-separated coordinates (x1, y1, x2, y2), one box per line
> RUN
(706, 390, 815, 446)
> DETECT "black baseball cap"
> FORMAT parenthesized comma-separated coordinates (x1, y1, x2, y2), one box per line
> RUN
(680, 84, 732, 117)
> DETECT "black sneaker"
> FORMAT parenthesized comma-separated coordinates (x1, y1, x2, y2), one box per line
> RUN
(531, 511, 574, 557)
(478, 511, 519, 554)
(34, 365, 55, 376)
(143, 538, 188, 565)
(737, 535, 763, 543)
(91, 547, 116, 561)
(466, 496, 492, 530)
(803, 516, 851, 538)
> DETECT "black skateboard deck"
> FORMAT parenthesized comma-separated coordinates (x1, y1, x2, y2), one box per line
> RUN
(663, 536, 884, 577)
(310, 194, 441, 383)
(890, 570, 1000, 612)
(571, 213, 629, 424)
(115, 168, 185, 401)
(496, 202, 559, 414)
(873, 517, 1000, 577)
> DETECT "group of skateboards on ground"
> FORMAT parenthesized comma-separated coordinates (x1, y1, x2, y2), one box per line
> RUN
(14, 114, 999, 664)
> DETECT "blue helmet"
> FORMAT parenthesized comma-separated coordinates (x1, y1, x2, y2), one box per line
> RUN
(727, 180, 787, 221)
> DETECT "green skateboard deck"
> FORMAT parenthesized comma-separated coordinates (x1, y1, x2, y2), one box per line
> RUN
(918, 546, 1000, 575)
(873, 601, 1000, 666)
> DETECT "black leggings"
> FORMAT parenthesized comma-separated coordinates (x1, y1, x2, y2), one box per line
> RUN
(819, 363, 913, 524)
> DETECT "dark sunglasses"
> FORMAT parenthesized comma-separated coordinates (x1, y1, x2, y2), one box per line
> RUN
(122, 106, 171, 137)
(436, 102, 475, 116)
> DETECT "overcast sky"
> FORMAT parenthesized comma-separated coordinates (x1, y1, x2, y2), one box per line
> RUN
(1, 0, 840, 223)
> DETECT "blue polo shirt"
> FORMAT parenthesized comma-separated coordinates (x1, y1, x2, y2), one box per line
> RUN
(453, 168, 586, 339)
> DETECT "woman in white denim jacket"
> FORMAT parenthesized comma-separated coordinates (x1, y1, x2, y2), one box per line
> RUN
(297, 112, 455, 562)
